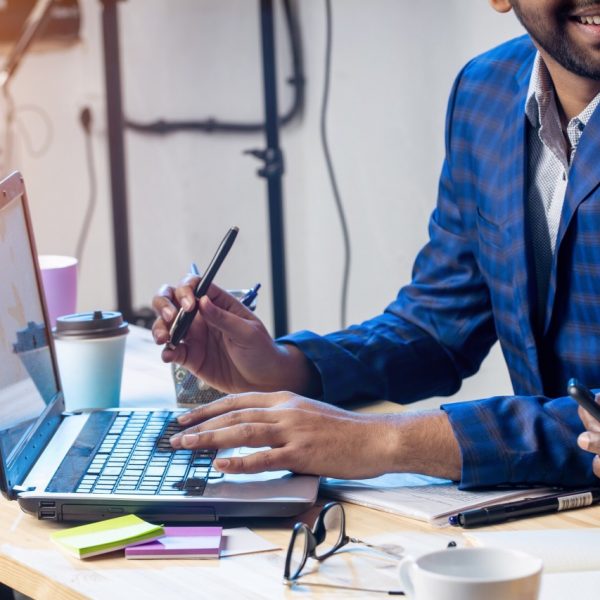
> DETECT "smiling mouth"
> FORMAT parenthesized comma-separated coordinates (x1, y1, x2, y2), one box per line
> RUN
(574, 15, 600, 24)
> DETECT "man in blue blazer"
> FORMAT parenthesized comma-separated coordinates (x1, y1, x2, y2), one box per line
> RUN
(153, 0, 600, 488)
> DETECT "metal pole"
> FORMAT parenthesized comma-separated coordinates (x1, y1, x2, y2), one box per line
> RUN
(100, 0, 134, 323)
(259, 0, 288, 337)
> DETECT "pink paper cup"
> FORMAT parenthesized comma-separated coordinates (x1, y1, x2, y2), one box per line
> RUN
(38, 255, 78, 327)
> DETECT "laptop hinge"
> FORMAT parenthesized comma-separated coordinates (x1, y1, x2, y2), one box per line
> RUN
(13, 484, 36, 493)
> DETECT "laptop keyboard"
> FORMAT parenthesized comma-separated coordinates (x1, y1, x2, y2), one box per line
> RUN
(50, 410, 223, 496)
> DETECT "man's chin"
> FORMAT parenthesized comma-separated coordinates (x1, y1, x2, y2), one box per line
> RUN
(539, 40, 600, 80)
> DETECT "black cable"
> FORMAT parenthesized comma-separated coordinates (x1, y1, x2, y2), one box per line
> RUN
(280, 0, 304, 126)
(321, 0, 351, 329)
(124, 0, 304, 136)
(75, 106, 97, 265)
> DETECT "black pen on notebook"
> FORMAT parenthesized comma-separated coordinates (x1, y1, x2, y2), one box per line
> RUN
(448, 488, 600, 528)
(168, 226, 239, 348)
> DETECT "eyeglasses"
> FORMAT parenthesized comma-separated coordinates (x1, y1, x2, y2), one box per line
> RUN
(283, 502, 405, 595)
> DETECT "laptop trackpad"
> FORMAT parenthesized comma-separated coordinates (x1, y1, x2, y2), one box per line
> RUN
(215, 447, 290, 482)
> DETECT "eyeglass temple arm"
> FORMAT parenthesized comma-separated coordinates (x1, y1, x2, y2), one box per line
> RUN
(349, 537, 404, 558)
(285, 579, 405, 595)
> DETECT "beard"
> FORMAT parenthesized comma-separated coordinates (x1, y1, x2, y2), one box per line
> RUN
(511, 0, 600, 80)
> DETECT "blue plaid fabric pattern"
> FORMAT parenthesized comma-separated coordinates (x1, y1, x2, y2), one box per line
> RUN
(280, 35, 600, 489)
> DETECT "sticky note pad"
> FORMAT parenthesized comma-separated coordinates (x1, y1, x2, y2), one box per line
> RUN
(51, 514, 164, 559)
(125, 526, 223, 559)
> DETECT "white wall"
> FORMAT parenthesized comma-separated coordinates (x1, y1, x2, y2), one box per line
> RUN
(1, 0, 526, 406)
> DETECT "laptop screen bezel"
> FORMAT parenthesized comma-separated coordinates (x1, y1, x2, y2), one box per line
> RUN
(0, 171, 65, 498)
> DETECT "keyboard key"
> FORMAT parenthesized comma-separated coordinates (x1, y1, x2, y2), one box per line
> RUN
(98, 477, 119, 484)
(166, 464, 188, 477)
(102, 467, 123, 476)
(145, 466, 166, 477)
(184, 478, 206, 490)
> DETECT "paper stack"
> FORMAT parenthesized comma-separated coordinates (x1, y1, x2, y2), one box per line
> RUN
(125, 526, 223, 559)
(51, 514, 164, 559)
(321, 473, 554, 526)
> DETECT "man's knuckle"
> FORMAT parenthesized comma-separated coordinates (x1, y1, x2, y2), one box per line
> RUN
(261, 451, 276, 470)
(200, 430, 214, 445)
(227, 410, 243, 426)
(223, 395, 236, 410)
(276, 448, 294, 467)
(240, 423, 254, 441)
(188, 406, 204, 421)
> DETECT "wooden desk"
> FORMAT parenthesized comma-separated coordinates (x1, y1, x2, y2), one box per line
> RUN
(1, 327, 599, 599)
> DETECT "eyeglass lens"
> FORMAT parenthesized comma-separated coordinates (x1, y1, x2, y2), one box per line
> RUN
(288, 526, 309, 580)
(314, 503, 345, 559)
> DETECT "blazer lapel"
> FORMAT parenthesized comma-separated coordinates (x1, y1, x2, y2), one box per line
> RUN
(544, 99, 600, 332)
(501, 58, 543, 390)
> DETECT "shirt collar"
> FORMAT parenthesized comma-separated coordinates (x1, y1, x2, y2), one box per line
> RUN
(525, 53, 600, 166)
(525, 52, 600, 133)
(525, 53, 550, 128)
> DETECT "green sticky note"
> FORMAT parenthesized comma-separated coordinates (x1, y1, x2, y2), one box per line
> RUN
(51, 514, 164, 559)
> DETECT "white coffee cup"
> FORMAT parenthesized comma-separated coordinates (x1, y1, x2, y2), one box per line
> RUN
(53, 310, 129, 412)
(398, 547, 542, 600)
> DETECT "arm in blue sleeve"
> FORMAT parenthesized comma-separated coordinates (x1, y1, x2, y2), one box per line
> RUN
(443, 394, 595, 488)
(279, 63, 497, 407)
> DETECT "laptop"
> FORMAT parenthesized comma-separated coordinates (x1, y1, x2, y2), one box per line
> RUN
(0, 171, 319, 522)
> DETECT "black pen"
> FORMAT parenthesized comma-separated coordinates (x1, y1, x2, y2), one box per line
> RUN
(168, 226, 239, 348)
(448, 488, 600, 528)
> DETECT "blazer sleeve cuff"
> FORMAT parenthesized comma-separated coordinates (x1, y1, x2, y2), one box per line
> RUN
(277, 330, 379, 405)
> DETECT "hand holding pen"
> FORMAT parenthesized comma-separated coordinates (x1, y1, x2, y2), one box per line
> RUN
(189, 264, 260, 311)
(152, 243, 295, 396)
(168, 226, 239, 348)
(174, 281, 261, 405)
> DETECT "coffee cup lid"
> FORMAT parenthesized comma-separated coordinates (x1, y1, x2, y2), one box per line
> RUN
(54, 310, 129, 339)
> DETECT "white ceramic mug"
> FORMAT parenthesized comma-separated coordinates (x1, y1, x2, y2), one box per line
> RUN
(398, 547, 542, 600)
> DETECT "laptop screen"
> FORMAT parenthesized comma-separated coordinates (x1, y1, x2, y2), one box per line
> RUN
(0, 181, 60, 471)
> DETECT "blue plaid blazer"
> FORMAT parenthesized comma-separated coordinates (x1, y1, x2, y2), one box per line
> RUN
(282, 35, 599, 488)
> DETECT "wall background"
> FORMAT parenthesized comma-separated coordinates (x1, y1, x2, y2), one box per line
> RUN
(1, 0, 526, 407)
